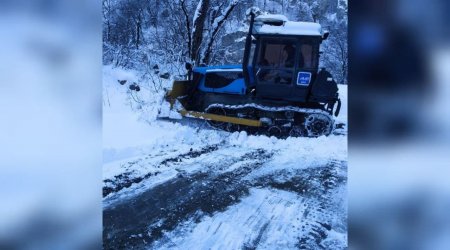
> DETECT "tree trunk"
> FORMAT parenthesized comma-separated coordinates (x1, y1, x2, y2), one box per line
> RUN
(181, 0, 192, 60)
(191, 0, 210, 64)
(136, 11, 142, 49)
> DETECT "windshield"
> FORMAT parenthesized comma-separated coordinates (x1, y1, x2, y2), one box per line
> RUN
(256, 39, 296, 85)
(258, 42, 296, 69)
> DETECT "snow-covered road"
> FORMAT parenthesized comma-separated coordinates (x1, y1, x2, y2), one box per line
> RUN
(102, 66, 347, 249)
(103, 144, 346, 249)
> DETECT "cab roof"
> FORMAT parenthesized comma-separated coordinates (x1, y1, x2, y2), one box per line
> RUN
(253, 14, 322, 37)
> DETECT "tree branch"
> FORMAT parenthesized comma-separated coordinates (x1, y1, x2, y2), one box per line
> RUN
(202, 0, 240, 64)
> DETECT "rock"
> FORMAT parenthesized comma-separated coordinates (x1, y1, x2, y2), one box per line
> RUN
(159, 72, 170, 79)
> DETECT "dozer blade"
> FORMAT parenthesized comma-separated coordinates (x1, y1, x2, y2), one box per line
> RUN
(158, 79, 262, 127)
(157, 79, 191, 120)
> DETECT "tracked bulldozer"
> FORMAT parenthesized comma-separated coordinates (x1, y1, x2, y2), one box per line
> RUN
(158, 13, 341, 137)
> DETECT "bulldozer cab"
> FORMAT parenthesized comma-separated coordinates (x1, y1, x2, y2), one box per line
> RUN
(252, 36, 321, 102)
(254, 37, 319, 84)
(244, 14, 325, 102)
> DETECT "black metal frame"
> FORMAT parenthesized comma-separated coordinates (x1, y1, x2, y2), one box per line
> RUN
(242, 13, 255, 87)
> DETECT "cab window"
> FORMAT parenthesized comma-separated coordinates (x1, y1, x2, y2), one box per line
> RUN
(258, 43, 296, 69)
(256, 40, 297, 85)
(299, 43, 317, 69)
(204, 71, 242, 88)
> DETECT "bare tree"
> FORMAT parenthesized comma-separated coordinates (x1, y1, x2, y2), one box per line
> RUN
(180, 0, 192, 59)
(202, 0, 240, 64)
(191, 0, 210, 64)
(103, 0, 347, 85)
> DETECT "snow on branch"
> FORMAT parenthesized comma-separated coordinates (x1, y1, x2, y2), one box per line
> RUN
(201, 0, 240, 64)
(211, 0, 239, 31)
(192, 0, 203, 26)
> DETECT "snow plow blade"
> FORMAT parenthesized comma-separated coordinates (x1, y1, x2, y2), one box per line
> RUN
(166, 80, 192, 104)
(157, 80, 262, 127)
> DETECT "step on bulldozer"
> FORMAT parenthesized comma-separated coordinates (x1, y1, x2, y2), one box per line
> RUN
(158, 13, 341, 137)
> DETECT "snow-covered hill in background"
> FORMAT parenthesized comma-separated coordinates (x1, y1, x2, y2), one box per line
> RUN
(102, 66, 347, 249)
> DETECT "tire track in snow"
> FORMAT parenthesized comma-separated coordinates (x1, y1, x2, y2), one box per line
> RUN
(153, 188, 308, 249)
(242, 221, 270, 250)
(150, 160, 347, 250)
(255, 160, 347, 249)
(103, 144, 221, 197)
(103, 144, 255, 207)
(103, 148, 273, 250)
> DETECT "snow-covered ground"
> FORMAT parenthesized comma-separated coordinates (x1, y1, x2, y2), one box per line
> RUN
(102, 66, 347, 249)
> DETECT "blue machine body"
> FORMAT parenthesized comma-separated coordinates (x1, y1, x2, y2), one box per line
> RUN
(194, 65, 248, 96)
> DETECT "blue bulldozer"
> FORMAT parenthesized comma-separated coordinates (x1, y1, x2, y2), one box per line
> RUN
(159, 13, 341, 137)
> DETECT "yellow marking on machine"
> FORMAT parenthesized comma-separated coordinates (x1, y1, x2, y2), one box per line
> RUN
(179, 109, 262, 127)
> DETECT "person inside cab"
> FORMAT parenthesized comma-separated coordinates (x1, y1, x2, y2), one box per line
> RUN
(283, 44, 296, 68)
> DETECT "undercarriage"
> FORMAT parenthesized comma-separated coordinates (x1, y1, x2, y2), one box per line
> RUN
(204, 103, 334, 137)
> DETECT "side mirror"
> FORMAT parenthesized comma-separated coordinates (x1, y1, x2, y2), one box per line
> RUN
(185, 62, 193, 71)
(322, 31, 330, 41)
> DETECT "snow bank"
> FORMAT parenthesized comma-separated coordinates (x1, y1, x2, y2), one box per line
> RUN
(103, 66, 190, 162)
(228, 131, 346, 178)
